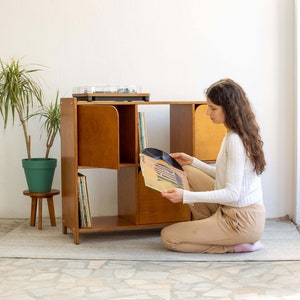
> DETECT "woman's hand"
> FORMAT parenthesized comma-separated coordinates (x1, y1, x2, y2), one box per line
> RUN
(170, 152, 193, 166)
(161, 188, 184, 203)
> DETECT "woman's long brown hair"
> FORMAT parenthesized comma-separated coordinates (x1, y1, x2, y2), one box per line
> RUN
(206, 79, 266, 175)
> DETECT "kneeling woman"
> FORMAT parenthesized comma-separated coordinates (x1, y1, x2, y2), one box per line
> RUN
(161, 79, 266, 254)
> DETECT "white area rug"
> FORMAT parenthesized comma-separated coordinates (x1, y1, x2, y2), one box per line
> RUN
(0, 219, 299, 261)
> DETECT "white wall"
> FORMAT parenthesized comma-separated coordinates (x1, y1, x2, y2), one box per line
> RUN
(295, 0, 300, 225)
(0, 0, 296, 220)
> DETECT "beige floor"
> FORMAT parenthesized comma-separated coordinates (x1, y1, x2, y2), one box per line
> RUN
(1, 258, 300, 299)
(1, 219, 300, 300)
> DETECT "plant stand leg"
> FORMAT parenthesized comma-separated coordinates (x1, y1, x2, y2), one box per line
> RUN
(30, 197, 37, 226)
(47, 197, 56, 226)
(38, 197, 43, 230)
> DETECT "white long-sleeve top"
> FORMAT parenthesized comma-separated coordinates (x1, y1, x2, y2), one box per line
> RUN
(183, 131, 264, 207)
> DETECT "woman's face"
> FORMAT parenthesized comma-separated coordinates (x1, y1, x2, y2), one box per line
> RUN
(206, 98, 226, 125)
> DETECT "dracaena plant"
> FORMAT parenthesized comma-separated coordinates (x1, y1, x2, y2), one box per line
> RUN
(0, 58, 60, 160)
(28, 91, 60, 159)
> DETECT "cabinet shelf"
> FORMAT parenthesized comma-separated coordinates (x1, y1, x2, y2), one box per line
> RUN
(78, 163, 137, 169)
(78, 216, 169, 233)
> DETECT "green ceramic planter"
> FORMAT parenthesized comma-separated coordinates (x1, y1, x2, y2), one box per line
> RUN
(22, 158, 57, 193)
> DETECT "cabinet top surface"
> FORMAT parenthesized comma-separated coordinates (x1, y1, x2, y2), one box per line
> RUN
(62, 98, 207, 106)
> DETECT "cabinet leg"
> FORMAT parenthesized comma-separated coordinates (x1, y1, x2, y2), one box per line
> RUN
(62, 221, 68, 234)
(74, 230, 80, 245)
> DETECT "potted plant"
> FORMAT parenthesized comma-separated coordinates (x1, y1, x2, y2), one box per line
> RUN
(0, 57, 60, 192)
(22, 91, 61, 192)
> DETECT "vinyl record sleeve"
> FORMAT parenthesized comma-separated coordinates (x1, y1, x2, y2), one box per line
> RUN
(140, 148, 190, 192)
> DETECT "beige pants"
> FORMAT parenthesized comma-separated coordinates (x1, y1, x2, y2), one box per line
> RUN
(161, 165, 266, 253)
